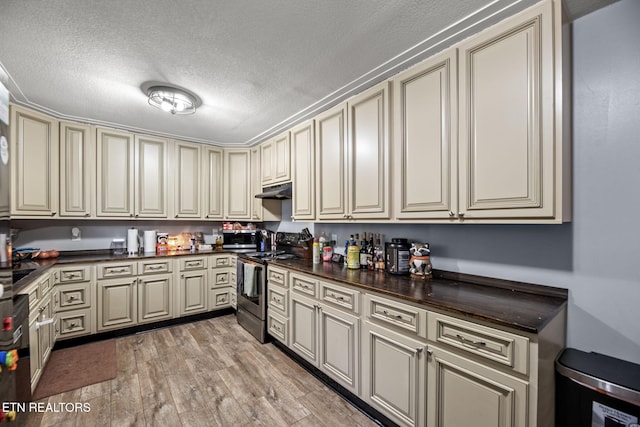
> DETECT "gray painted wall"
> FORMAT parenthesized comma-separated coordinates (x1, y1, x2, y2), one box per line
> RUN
(12, 0, 639, 364)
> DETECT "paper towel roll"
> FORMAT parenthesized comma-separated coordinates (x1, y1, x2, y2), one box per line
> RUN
(143, 230, 157, 253)
(127, 228, 139, 255)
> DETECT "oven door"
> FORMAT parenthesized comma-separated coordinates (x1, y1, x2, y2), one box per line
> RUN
(236, 259, 265, 320)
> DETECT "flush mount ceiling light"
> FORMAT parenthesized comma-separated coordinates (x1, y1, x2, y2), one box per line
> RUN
(143, 83, 201, 115)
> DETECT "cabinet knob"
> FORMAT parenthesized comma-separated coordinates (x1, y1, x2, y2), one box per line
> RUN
(135, 214, 139, 218)
(206, 215, 209, 218)
(416, 347, 423, 354)
(291, 216, 295, 221)
(85, 212, 90, 217)
(427, 348, 433, 357)
(175, 214, 179, 218)
(458, 212, 465, 218)
(449, 211, 455, 217)
(130, 213, 134, 217)
(51, 212, 56, 216)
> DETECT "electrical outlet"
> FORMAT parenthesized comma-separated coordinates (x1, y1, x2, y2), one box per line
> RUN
(71, 227, 81, 241)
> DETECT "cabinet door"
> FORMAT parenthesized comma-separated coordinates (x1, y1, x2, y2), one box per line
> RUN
(290, 292, 319, 365)
(28, 315, 41, 388)
(393, 51, 457, 220)
(223, 149, 251, 220)
(38, 293, 54, 368)
(96, 128, 135, 217)
(97, 278, 137, 331)
(458, 1, 556, 220)
(138, 274, 172, 324)
(172, 141, 201, 218)
(260, 140, 275, 185)
(10, 105, 59, 217)
(347, 81, 390, 219)
(319, 304, 359, 395)
(362, 321, 426, 427)
(291, 120, 315, 221)
(135, 134, 168, 218)
(250, 147, 263, 221)
(202, 146, 224, 220)
(315, 103, 348, 220)
(273, 131, 291, 183)
(59, 121, 94, 217)
(178, 270, 208, 316)
(427, 345, 528, 427)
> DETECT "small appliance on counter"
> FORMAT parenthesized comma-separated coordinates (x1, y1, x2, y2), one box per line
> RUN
(127, 228, 139, 255)
(222, 229, 258, 253)
(385, 238, 411, 275)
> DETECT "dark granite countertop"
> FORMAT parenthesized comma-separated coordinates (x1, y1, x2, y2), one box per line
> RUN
(13, 250, 568, 334)
(269, 258, 568, 334)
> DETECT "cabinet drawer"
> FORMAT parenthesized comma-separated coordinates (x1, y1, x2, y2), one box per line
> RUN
(268, 286, 288, 316)
(97, 262, 137, 279)
(268, 311, 288, 345)
(320, 281, 360, 314)
(268, 267, 288, 289)
(58, 265, 92, 283)
(56, 308, 93, 340)
(37, 274, 52, 296)
(209, 288, 232, 310)
(179, 257, 208, 271)
(211, 255, 231, 268)
(366, 294, 427, 339)
(291, 273, 317, 297)
(212, 270, 230, 287)
(230, 256, 237, 268)
(428, 312, 529, 375)
(54, 282, 91, 312)
(138, 259, 173, 275)
(23, 282, 40, 314)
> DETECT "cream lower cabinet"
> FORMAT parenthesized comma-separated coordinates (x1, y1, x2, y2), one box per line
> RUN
(177, 256, 208, 316)
(290, 274, 361, 395)
(427, 345, 528, 427)
(97, 277, 138, 331)
(267, 265, 290, 345)
(53, 264, 94, 340)
(361, 295, 428, 427)
(208, 254, 234, 311)
(137, 259, 173, 324)
(22, 272, 54, 392)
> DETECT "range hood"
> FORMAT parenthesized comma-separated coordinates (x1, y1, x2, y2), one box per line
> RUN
(255, 182, 292, 199)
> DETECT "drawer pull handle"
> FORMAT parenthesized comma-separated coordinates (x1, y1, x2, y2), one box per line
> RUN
(148, 265, 163, 270)
(109, 268, 127, 273)
(186, 262, 200, 267)
(382, 310, 404, 321)
(456, 334, 486, 347)
(67, 295, 76, 302)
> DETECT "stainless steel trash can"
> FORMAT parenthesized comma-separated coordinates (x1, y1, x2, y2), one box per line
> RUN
(556, 348, 640, 427)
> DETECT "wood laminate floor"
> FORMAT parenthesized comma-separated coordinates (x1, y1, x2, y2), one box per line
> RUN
(19, 314, 378, 427)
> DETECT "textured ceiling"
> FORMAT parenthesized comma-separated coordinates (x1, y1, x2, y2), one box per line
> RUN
(0, 0, 618, 146)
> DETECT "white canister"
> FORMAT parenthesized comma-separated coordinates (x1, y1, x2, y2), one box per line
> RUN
(143, 230, 157, 253)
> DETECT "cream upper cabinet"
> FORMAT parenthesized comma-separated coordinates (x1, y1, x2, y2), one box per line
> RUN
(223, 149, 251, 220)
(291, 120, 315, 221)
(97, 128, 167, 218)
(135, 134, 168, 218)
(316, 82, 391, 221)
(315, 103, 347, 220)
(10, 104, 59, 217)
(59, 122, 94, 217)
(457, 0, 568, 222)
(171, 140, 201, 218)
(261, 131, 291, 186)
(250, 146, 263, 221)
(202, 146, 224, 220)
(96, 128, 135, 217)
(347, 81, 391, 219)
(393, 50, 457, 220)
